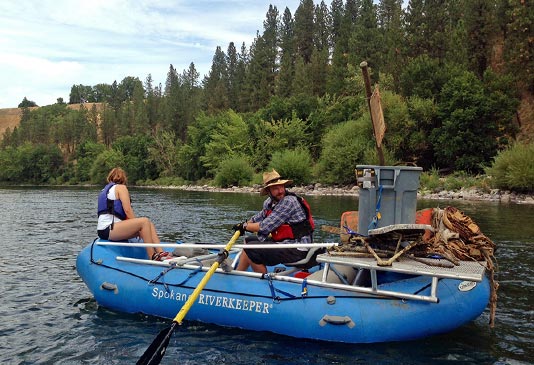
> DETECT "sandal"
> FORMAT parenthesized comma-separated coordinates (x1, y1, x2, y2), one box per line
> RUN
(151, 251, 173, 261)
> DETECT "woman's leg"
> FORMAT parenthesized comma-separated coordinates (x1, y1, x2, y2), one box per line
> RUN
(108, 217, 160, 258)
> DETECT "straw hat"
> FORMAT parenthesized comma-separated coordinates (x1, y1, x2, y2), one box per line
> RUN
(260, 169, 293, 195)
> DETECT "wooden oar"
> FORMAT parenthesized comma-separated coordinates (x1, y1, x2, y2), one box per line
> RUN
(136, 230, 241, 365)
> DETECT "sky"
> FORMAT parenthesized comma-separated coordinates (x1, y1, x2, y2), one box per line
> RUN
(0, 0, 301, 108)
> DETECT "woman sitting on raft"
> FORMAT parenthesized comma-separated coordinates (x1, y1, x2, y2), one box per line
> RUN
(96, 167, 171, 261)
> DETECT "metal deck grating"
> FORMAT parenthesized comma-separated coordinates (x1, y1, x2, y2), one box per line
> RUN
(316, 254, 487, 282)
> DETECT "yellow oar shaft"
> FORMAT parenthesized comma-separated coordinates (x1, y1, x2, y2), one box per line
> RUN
(173, 230, 241, 324)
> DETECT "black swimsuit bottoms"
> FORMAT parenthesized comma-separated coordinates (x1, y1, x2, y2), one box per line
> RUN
(97, 226, 110, 240)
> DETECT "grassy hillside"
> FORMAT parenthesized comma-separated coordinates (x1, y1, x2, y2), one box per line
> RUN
(0, 103, 103, 136)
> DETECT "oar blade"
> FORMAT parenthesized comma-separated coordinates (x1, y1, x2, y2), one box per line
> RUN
(137, 322, 177, 365)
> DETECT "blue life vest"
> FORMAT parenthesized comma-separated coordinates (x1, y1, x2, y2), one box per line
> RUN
(97, 182, 127, 220)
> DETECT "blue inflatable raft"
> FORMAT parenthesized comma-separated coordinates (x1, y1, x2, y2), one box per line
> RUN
(76, 237, 490, 344)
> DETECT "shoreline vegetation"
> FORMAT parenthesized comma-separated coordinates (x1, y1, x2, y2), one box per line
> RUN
(152, 183, 534, 205)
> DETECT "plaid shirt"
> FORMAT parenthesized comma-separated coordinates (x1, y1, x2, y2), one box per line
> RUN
(249, 193, 311, 243)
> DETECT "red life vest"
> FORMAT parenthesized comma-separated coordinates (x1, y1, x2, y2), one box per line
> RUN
(265, 192, 315, 241)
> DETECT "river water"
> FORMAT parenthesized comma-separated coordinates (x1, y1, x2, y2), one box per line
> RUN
(0, 187, 532, 364)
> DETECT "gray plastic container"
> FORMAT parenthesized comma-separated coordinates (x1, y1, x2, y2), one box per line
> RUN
(356, 165, 423, 235)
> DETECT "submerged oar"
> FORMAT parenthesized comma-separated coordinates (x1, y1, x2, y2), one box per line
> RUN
(137, 230, 242, 365)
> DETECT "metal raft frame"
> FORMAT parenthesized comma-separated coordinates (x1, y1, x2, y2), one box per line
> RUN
(315, 253, 487, 303)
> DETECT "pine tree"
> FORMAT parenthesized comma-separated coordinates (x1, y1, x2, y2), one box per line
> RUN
(404, 0, 453, 62)
(292, 55, 313, 96)
(378, 0, 404, 89)
(244, 34, 271, 110)
(236, 42, 250, 112)
(312, 1, 331, 96)
(294, 0, 315, 64)
(351, 0, 381, 76)
(277, 7, 295, 98)
(263, 5, 280, 98)
(504, 0, 534, 91)
(163, 64, 181, 134)
(204, 46, 229, 113)
(464, 0, 498, 78)
(181, 63, 201, 140)
(226, 42, 239, 110)
(131, 81, 148, 135)
(327, 0, 350, 95)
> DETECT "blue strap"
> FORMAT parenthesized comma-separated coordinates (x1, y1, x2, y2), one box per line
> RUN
(301, 278, 308, 297)
(149, 259, 203, 292)
(265, 273, 297, 303)
(149, 262, 178, 293)
(176, 260, 204, 286)
(368, 185, 383, 230)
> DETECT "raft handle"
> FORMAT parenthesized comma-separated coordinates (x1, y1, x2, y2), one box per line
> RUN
(100, 282, 119, 294)
(319, 315, 355, 328)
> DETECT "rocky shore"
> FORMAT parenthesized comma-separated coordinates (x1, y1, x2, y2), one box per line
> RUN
(164, 183, 534, 204)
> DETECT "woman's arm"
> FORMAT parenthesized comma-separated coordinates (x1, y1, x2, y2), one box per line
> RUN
(116, 184, 136, 219)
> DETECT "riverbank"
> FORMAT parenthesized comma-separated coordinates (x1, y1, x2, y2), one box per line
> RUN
(159, 183, 534, 204)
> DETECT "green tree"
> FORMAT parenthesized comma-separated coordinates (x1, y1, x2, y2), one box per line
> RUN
(112, 135, 157, 183)
(404, 0, 452, 62)
(180, 63, 202, 141)
(294, 0, 315, 64)
(377, 0, 404, 89)
(277, 7, 295, 98)
(177, 112, 219, 181)
(73, 141, 106, 183)
(431, 70, 516, 172)
(250, 112, 313, 172)
(327, 0, 351, 95)
(18, 97, 37, 108)
(504, 0, 534, 91)
(93, 83, 113, 102)
(464, 0, 498, 78)
(0, 147, 23, 181)
(68, 84, 92, 104)
(131, 81, 149, 134)
(90, 149, 125, 184)
(200, 110, 250, 176)
(147, 130, 179, 177)
(226, 42, 240, 111)
(292, 55, 313, 96)
(350, 0, 382, 80)
(144, 74, 162, 134)
(244, 35, 272, 110)
(262, 5, 280, 98)
(204, 46, 229, 113)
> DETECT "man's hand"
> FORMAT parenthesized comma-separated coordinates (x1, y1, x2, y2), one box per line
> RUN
(232, 222, 247, 234)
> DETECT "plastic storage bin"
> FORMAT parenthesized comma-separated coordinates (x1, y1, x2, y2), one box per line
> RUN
(356, 165, 422, 235)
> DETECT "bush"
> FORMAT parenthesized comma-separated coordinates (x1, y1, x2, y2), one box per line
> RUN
(485, 143, 534, 192)
(214, 156, 254, 187)
(442, 171, 479, 191)
(316, 118, 376, 185)
(419, 168, 441, 192)
(270, 148, 313, 186)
